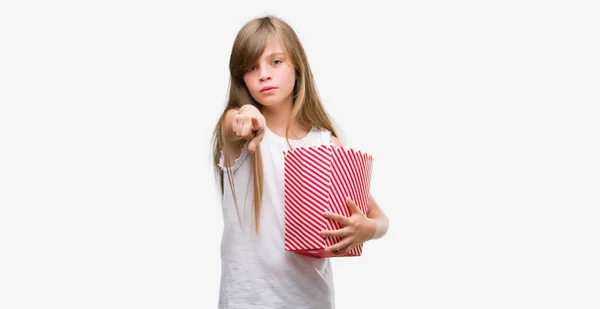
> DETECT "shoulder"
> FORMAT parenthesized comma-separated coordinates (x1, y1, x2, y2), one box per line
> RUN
(330, 135, 343, 146)
(311, 127, 343, 146)
(218, 140, 250, 172)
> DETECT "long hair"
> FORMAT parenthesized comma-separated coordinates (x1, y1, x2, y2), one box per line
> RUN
(211, 15, 339, 233)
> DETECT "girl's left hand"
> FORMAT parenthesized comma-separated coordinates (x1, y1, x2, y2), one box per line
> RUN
(321, 197, 377, 256)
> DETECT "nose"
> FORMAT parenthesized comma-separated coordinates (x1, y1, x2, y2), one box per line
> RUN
(259, 67, 271, 82)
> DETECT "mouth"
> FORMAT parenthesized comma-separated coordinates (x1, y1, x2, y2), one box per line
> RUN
(260, 87, 277, 93)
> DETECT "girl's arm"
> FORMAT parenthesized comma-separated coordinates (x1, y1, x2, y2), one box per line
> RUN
(365, 194, 389, 239)
(330, 135, 389, 239)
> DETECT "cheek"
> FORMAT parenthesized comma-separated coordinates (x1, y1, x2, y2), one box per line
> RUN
(283, 70, 296, 89)
(243, 77, 255, 92)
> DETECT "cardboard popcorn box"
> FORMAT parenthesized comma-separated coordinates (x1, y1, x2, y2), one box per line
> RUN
(283, 144, 374, 258)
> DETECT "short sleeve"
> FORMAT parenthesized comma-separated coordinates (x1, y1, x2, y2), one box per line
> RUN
(319, 128, 332, 145)
(218, 140, 250, 172)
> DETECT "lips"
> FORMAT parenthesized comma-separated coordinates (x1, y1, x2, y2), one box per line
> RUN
(260, 86, 276, 92)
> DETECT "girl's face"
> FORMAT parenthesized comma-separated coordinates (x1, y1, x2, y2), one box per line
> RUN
(243, 40, 296, 107)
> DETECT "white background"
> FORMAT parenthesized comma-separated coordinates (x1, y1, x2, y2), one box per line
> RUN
(1, 1, 599, 308)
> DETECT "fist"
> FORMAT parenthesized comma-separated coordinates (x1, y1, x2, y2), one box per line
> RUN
(232, 112, 265, 153)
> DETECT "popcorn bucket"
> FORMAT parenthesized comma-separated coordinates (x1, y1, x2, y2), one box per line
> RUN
(283, 145, 373, 257)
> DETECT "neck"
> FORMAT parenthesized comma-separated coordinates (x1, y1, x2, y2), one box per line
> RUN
(262, 94, 295, 131)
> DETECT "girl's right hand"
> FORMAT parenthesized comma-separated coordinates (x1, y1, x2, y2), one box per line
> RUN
(232, 105, 265, 153)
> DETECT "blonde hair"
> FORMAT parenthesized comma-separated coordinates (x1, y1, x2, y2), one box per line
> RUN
(211, 15, 339, 233)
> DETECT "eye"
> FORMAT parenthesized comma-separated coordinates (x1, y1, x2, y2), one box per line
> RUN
(273, 59, 282, 65)
(247, 65, 257, 72)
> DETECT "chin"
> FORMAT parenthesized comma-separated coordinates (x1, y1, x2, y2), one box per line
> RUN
(255, 97, 281, 106)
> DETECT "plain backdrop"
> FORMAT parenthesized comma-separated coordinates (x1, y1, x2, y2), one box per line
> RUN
(1, 1, 599, 308)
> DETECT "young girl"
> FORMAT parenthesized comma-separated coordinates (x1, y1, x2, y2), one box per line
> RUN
(211, 15, 389, 309)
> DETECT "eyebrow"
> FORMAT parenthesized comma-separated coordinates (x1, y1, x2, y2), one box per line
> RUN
(263, 52, 285, 58)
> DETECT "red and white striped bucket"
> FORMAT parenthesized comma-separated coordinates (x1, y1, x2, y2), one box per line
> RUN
(283, 145, 373, 258)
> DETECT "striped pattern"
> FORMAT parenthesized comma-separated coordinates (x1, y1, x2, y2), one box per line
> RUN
(284, 145, 373, 258)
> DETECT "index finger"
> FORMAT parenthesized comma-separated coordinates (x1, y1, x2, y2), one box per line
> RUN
(346, 197, 362, 213)
(323, 211, 351, 226)
(251, 116, 260, 130)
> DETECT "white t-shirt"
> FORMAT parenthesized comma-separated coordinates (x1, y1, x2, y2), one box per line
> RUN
(217, 126, 335, 309)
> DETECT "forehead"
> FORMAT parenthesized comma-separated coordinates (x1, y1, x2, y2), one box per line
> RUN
(259, 40, 287, 57)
